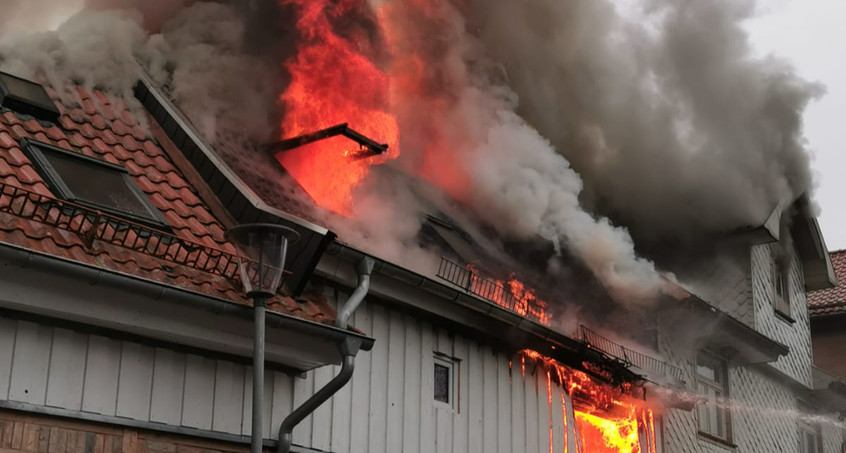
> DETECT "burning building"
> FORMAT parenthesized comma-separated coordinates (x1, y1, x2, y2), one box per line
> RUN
(0, 1, 842, 453)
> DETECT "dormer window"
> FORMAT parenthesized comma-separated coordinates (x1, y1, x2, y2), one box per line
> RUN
(21, 138, 169, 229)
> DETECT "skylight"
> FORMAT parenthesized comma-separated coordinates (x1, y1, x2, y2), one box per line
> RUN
(0, 72, 60, 123)
(20, 138, 169, 229)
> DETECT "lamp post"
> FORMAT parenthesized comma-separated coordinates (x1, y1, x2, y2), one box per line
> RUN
(227, 224, 299, 453)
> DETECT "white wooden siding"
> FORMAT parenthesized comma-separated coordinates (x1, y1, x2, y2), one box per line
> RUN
(0, 301, 580, 453)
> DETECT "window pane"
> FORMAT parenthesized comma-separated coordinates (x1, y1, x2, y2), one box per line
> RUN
(696, 363, 716, 381)
(44, 151, 154, 219)
(434, 363, 450, 403)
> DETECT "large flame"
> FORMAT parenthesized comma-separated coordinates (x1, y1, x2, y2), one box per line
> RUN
(277, 0, 399, 215)
(519, 350, 657, 453)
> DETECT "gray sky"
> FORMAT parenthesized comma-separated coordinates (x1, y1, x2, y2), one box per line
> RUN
(746, 0, 846, 251)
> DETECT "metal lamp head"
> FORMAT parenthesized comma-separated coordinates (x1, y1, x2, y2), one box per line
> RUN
(226, 223, 300, 298)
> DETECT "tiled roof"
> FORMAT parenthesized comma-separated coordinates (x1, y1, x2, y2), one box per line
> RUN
(0, 83, 335, 324)
(808, 250, 846, 316)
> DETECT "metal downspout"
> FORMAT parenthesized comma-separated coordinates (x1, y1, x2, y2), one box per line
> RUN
(277, 257, 374, 453)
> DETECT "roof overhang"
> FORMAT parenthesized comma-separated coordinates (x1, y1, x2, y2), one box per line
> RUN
(660, 290, 789, 365)
(316, 243, 642, 386)
(791, 194, 837, 291)
(133, 69, 335, 296)
(0, 243, 372, 373)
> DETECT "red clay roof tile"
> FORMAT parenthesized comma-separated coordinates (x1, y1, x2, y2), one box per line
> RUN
(0, 85, 336, 325)
(808, 250, 846, 316)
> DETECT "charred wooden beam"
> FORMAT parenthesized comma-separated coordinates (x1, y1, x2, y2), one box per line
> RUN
(265, 123, 389, 157)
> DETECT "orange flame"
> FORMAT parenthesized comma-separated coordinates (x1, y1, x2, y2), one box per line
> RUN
(519, 350, 656, 453)
(466, 264, 551, 324)
(277, 0, 399, 215)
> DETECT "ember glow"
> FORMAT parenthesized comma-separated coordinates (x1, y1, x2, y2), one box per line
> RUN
(277, 0, 399, 215)
(519, 350, 657, 453)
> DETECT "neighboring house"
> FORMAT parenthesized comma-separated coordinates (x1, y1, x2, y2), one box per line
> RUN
(657, 203, 843, 453)
(808, 251, 846, 378)
(0, 67, 842, 453)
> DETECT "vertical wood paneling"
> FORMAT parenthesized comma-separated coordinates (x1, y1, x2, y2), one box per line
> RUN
(45, 328, 87, 410)
(0, 318, 16, 401)
(368, 305, 390, 453)
(310, 364, 334, 451)
(181, 354, 215, 430)
(149, 348, 185, 425)
(419, 322, 435, 453)
(452, 335, 469, 453)
(386, 310, 405, 453)
(468, 343, 483, 453)
(550, 377, 564, 453)
(8, 321, 51, 405)
(524, 364, 539, 453)
(212, 360, 244, 434)
(497, 353, 512, 453)
(402, 315, 421, 453)
(512, 357, 526, 453)
(538, 369, 551, 453)
(348, 303, 372, 453)
(270, 371, 294, 434)
(330, 362, 352, 453)
(116, 342, 155, 420)
(82, 335, 121, 415)
(241, 366, 273, 437)
(291, 369, 314, 446)
(482, 347, 498, 453)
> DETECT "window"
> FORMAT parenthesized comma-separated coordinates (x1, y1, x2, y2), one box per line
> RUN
(696, 353, 730, 441)
(0, 72, 60, 123)
(799, 421, 821, 453)
(434, 353, 457, 409)
(773, 260, 791, 319)
(21, 138, 168, 229)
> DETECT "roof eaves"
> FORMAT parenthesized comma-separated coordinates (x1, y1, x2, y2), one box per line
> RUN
(132, 68, 336, 296)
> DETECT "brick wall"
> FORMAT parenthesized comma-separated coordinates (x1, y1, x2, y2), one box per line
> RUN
(0, 410, 253, 453)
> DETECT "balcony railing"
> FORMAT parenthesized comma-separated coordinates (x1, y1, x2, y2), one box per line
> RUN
(436, 257, 549, 324)
(579, 325, 685, 383)
(0, 181, 241, 279)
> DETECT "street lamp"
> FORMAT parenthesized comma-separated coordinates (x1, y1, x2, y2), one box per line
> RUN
(227, 224, 299, 453)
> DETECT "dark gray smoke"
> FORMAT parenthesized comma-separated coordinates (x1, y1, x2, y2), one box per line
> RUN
(467, 0, 821, 244)
(0, 0, 821, 307)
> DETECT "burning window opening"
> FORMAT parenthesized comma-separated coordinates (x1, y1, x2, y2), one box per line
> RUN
(517, 350, 659, 453)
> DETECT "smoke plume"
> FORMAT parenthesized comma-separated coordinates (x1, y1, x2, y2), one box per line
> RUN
(0, 0, 821, 307)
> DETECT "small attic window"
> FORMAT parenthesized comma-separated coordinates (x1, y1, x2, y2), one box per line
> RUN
(21, 138, 169, 229)
(0, 72, 60, 123)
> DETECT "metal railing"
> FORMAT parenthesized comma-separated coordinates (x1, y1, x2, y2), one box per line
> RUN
(579, 325, 684, 382)
(0, 181, 241, 279)
(436, 257, 549, 324)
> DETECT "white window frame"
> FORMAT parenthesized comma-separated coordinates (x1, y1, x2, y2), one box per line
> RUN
(773, 259, 791, 319)
(696, 352, 731, 442)
(799, 420, 821, 453)
(433, 353, 458, 411)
